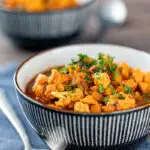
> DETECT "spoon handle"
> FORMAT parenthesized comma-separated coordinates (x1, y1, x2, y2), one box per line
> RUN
(0, 89, 32, 150)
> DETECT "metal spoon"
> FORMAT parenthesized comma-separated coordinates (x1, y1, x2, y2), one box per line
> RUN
(97, 0, 128, 41)
(0, 89, 67, 150)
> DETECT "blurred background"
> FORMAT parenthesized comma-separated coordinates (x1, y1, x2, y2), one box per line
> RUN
(0, 0, 149, 65)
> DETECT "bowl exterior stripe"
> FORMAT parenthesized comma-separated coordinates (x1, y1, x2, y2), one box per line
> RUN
(17, 91, 150, 147)
(0, 7, 90, 38)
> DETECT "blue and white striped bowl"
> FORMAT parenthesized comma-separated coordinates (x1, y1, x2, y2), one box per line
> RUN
(14, 44, 150, 148)
(0, 0, 94, 38)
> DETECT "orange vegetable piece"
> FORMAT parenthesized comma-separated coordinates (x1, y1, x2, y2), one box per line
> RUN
(74, 102, 90, 113)
(102, 105, 115, 112)
(80, 95, 98, 105)
(92, 91, 103, 101)
(104, 87, 112, 96)
(132, 68, 144, 83)
(139, 82, 150, 93)
(121, 62, 130, 79)
(90, 104, 102, 113)
(144, 72, 150, 83)
(116, 95, 136, 110)
(123, 79, 137, 92)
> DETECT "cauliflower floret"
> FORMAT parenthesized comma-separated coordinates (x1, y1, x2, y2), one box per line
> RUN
(55, 98, 71, 108)
(44, 84, 57, 99)
(34, 74, 48, 85)
(74, 102, 90, 113)
(94, 73, 110, 89)
(51, 88, 84, 101)
(32, 74, 48, 98)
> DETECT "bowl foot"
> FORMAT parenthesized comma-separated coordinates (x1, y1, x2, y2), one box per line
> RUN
(6, 31, 81, 51)
(65, 135, 148, 150)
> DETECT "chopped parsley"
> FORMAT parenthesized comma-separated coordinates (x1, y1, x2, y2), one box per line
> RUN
(124, 85, 131, 94)
(60, 67, 68, 74)
(71, 58, 77, 65)
(85, 74, 90, 83)
(99, 84, 104, 94)
(114, 71, 119, 78)
(78, 54, 88, 62)
(65, 85, 75, 91)
(112, 89, 116, 95)
(118, 93, 125, 99)
(104, 96, 109, 105)
(144, 94, 150, 103)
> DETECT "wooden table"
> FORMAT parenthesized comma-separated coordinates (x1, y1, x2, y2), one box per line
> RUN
(0, 0, 149, 65)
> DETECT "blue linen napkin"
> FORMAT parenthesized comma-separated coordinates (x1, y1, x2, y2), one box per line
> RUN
(0, 62, 48, 150)
(0, 62, 150, 150)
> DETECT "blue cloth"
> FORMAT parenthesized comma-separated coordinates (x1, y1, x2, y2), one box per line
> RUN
(0, 62, 150, 150)
(0, 62, 48, 150)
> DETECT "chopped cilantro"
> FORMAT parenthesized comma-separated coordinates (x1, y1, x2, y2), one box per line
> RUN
(114, 71, 119, 78)
(109, 84, 113, 89)
(78, 85, 83, 89)
(110, 65, 117, 73)
(144, 94, 150, 103)
(112, 89, 116, 95)
(60, 67, 68, 74)
(78, 54, 88, 61)
(85, 74, 90, 83)
(144, 97, 150, 103)
(65, 85, 75, 91)
(99, 84, 104, 94)
(124, 85, 131, 94)
(71, 65, 76, 70)
(118, 93, 124, 99)
(104, 96, 109, 105)
(71, 58, 77, 65)
(98, 53, 105, 60)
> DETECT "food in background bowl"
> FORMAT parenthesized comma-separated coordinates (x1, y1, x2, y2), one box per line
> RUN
(14, 44, 150, 148)
(4, 0, 79, 12)
(25, 53, 150, 113)
(0, 0, 94, 49)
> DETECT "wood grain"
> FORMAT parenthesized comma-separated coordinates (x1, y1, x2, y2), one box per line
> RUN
(0, 0, 149, 65)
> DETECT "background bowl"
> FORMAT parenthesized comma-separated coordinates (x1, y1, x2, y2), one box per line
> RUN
(0, 0, 94, 50)
(14, 44, 150, 149)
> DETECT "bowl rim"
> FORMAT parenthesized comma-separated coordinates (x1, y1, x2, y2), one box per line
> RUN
(0, 0, 95, 15)
(14, 43, 150, 116)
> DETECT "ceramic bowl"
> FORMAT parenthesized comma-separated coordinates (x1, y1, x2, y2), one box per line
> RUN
(0, 0, 94, 49)
(14, 44, 150, 149)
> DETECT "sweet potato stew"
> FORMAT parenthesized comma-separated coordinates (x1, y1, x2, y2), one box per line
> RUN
(25, 53, 150, 113)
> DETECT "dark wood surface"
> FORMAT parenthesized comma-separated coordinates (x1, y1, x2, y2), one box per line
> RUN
(0, 0, 149, 65)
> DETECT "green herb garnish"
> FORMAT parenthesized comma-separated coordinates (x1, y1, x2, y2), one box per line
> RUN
(112, 89, 116, 95)
(144, 94, 150, 103)
(104, 96, 109, 105)
(99, 84, 104, 94)
(65, 85, 75, 91)
(60, 67, 68, 74)
(71, 59, 77, 65)
(124, 85, 131, 94)
(118, 93, 124, 99)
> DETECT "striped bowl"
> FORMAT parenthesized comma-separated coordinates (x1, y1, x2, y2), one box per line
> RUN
(14, 44, 150, 149)
(0, 0, 94, 38)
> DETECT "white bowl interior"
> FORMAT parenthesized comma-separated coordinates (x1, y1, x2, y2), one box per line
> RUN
(16, 44, 150, 92)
